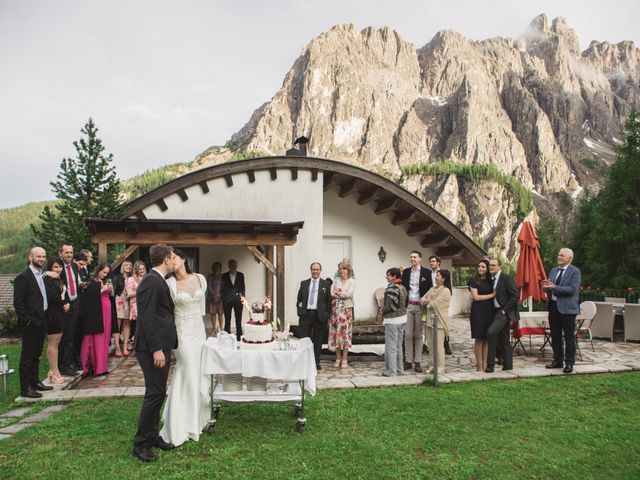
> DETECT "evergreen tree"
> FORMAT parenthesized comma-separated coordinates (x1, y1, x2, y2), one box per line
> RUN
(571, 109, 640, 289)
(31, 118, 125, 255)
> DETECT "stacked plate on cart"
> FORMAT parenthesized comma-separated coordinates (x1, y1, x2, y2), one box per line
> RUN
(246, 376, 267, 391)
(221, 374, 243, 391)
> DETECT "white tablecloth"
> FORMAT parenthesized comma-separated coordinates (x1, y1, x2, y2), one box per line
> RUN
(201, 335, 317, 395)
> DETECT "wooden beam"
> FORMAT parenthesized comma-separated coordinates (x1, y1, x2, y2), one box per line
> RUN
(391, 210, 417, 225)
(310, 169, 318, 181)
(246, 245, 276, 275)
(247, 170, 255, 183)
(98, 242, 108, 264)
(406, 221, 436, 236)
(435, 246, 466, 258)
(91, 232, 299, 246)
(374, 197, 398, 215)
(110, 245, 140, 271)
(323, 172, 335, 191)
(199, 181, 210, 194)
(266, 246, 274, 323)
(269, 168, 277, 180)
(177, 188, 188, 202)
(276, 245, 285, 331)
(357, 187, 378, 205)
(155, 199, 168, 212)
(290, 167, 298, 181)
(224, 174, 233, 187)
(339, 178, 359, 198)
(135, 210, 147, 221)
(421, 233, 453, 248)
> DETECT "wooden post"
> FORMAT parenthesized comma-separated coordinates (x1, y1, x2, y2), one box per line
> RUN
(266, 246, 274, 323)
(276, 245, 285, 331)
(98, 242, 108, 264)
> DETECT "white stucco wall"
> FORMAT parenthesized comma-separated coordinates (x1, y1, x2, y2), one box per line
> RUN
(323, 186, 452, 320)
(141, 169, 323, 324)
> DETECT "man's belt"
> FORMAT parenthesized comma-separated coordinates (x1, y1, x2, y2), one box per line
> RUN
(408, 301, 420, 305)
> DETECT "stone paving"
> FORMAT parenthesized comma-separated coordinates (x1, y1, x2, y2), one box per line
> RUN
(12, 315, 640, 403)
(0, 404, 66, 440)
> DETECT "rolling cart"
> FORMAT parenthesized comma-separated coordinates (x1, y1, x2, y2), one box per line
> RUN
(200, 335, 316, 434)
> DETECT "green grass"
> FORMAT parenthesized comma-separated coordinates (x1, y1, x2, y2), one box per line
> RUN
(0, 341, 50, 414)
(0, 371, 638, 479)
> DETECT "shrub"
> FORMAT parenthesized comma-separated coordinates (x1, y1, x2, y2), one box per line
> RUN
(0, 308, 19, 336)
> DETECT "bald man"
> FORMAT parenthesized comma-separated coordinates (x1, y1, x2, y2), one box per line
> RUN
(13, 247, 53, 398)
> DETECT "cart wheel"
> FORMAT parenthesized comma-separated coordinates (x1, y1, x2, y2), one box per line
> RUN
(294, 406, 302, 417)
(204, 423, 215, 435)
(213, 408, 220, 420)
(295, 422, 305, 434)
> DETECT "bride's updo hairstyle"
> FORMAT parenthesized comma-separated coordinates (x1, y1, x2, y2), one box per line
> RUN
(174, 249, 193, 274)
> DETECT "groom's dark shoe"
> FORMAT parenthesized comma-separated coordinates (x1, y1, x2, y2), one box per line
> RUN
(154, 437, 176, 451)
(546, 359, 564, 369)
(133, 446, 156, 462)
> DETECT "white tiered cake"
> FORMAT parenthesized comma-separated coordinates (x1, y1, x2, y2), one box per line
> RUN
(240, 299, 274, 349)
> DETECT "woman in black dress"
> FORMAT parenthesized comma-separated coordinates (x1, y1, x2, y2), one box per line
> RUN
(468, 259, 496, 372)
(44, 258, 70, 384)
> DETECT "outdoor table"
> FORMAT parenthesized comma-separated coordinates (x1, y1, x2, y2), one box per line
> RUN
(200, 335, 317, 433)
(512, 312, 584, 356)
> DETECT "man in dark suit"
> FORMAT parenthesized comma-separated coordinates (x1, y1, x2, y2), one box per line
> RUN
(542, 248, 581, 374)
(132, 244, 177, 462)
(58, 243, 83, 376)
(485, 258, 519, 372)
(401, 250, 432, 372)
(13, 247, 53, 398)
(220, 259, 246, 340)
(296, 262, 332, 370)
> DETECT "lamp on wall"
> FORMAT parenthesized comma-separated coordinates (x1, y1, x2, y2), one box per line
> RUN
(378, 246, 386, 263)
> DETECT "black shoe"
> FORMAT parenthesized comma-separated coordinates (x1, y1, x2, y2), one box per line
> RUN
(133, 446, 156, 462)
(495, 356, 503, 365)
(563, 363, 574, 374)
(35, 382, 54, 391)
(502, 367, 513, 371)
(316, 364, 322, 371)
(403, 362, 412, 371)
(484, 366, 495, 373)
(444, 340, 453, 355)
(414, 363, 423, 373)
(154, 437, 176, 451)
(546, 360, 564, 369)
(21, 388, 43, 399)
(422, 345, 430, 354)
(60, 368, 78, 376)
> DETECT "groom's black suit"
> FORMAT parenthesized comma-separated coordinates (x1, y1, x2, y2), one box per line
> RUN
(133, 269, 177, 450)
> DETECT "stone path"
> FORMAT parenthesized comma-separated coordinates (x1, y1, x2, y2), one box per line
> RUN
(13, 315, 640, 403)
(0, 405, 66, 440)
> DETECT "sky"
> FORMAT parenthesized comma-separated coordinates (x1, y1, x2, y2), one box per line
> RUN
(1, 0, 638, 209)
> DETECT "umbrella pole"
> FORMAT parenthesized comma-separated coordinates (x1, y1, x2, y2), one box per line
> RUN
(528, 296, 533, 312)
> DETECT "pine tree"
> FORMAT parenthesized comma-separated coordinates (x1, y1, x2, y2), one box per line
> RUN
(31, 118, 125, 255)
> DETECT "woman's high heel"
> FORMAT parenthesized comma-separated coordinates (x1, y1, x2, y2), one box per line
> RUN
(48, 371, 65, 384)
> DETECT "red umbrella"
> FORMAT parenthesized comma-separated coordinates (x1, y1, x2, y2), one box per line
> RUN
(516, 221, 548, 305)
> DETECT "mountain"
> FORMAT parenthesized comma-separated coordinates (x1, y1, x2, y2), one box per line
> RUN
(202, 14, 639, 258)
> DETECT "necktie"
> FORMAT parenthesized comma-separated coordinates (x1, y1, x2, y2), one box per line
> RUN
(556, 268, 564, 285)
(309, 279, 317, 307)
(66, 264, 76, 296)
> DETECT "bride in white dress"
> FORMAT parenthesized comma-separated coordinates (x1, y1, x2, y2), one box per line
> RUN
(159, 250, 210, 446)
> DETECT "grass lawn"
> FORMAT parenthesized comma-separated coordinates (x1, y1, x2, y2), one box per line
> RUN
(0, 341, 49, 414)
(0, 371, 639, 479)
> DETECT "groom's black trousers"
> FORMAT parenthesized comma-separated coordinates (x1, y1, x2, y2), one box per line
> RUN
(134, 349, 170, 448)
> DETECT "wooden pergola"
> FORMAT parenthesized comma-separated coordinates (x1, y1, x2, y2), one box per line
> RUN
(86, 218, 304, 326)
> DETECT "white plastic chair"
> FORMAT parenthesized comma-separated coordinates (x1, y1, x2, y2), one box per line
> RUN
(576, 301, 597, 358)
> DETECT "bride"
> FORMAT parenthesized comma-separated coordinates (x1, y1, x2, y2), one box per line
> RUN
(159, 249, 210, 446)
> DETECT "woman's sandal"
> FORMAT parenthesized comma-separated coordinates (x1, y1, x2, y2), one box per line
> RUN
(340, 362, 349, 369)
(333, 361, 341, 368)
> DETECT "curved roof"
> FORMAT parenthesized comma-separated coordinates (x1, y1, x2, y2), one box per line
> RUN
(121, 156, 485, 265)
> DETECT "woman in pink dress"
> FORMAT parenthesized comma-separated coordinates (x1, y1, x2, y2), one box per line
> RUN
(125, 260, 146, 350)
(80, 263, 116, 377)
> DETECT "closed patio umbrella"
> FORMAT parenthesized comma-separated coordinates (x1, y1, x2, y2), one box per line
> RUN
(516, 221, 548, 309)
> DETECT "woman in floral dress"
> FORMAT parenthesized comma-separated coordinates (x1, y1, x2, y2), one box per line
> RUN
(329, 260, 356, 369)
(125, 260, 146, 349)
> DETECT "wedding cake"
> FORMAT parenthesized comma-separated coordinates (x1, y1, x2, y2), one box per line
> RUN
(241, 298, 274, 347)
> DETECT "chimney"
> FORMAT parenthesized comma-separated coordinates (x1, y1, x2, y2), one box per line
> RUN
(293, 136, 310, 156)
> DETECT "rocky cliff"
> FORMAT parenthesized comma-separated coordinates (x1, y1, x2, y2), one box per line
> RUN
(200, 15, 640, 258)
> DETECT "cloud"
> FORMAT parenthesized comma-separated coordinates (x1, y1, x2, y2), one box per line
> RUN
(121, 103, 166, 121)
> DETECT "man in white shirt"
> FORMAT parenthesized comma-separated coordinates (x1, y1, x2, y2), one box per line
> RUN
(400, 251, 431, 372)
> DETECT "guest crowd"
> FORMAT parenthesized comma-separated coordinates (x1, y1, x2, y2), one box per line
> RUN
(14, 240, 580, 398)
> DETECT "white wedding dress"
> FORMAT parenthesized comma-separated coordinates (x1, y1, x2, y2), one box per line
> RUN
(159, 273, 210, 446)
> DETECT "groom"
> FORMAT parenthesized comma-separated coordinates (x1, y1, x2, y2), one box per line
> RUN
(133, 244, 177, 462)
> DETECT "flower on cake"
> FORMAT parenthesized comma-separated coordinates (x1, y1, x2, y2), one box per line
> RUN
(240, 296, 272, 325)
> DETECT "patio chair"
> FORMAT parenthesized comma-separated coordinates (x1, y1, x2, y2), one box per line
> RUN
(575, 301, 597, 360)
(623, 304, 640, 342)
(589, 302, 615, 341)
(604, 297, 625, 315)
